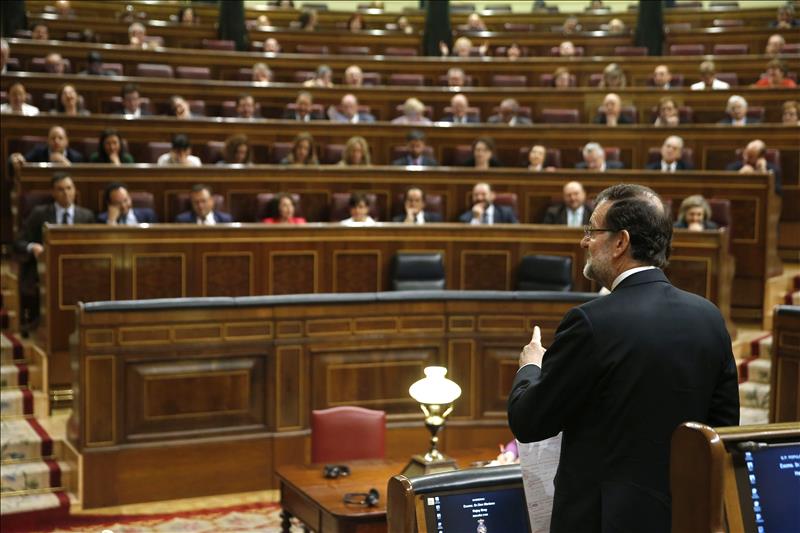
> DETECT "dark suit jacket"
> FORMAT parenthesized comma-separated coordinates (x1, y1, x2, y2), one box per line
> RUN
(487, 114, 532, 125)
(282, 110, 324, 121)
(24, 145, 84, 164)
(674, 219, 718, 230)
(391, 211, 443, 223)
(725, 160, 782, 194)
(645, 160, 693, 171)
(97, 207, 158, 224)
(542, 203, 593, 225)
(174, 210, 234, 223)
(508, 269, 739, 533)
(593, 114, 634, 125)
(458, 204, 518, 224)
(717, 116, 761, 125)
(117, 107, 152, 116)
(575, 160, 625, 170)
(391, 155, 439, 166)
(439, 114, 480, 124)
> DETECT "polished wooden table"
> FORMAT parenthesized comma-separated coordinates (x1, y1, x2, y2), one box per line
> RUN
(277, 449, 496, 533)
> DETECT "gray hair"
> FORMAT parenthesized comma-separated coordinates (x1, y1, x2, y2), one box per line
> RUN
(726, 95, 748, 113)
(664, 135, 684, 150)
(582, 142, 604, 158)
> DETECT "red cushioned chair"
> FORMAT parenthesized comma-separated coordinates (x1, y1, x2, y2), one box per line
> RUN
(713, 43, 748, 55)
(102, 63, 124, 76)
(604, 147, 622, 162)
(142, 141, 172, 163)
(783, 43, 800, 54)
(235, 68, 253, 81)
(322, 144, 345, 164)
(329, 193, 381, 222)
(446, 145, 474, 166)
(391, 192, 443, 220)
(202, 39, 235, 50)
(202, 141, 225, 164)
(311, 406, 386, 463)
(296, 44, 330, 55)
(269, 142, 294, 164)
(493, 193, 519, 219)
(136, 63, 174, 78)
(129, 191, 155, 211)
(491, 74, 527, 87)
(708, 199, 731, 228)
(384, 47, 418, 56)
(669, 44, 705, 55)
(18, 190, 54, 223)
(502, 23, 532, 31)
(588, 73, 604, 87)
(176, 66, 211, 80)
(361, 72, 382, 86)
(388, 73, 424, 86)
(746, 106, 766, 122)
(614, 46, 648, 56)
(712, 18, 744, 27)
(256, 193, 303, 221)
(338, 45, 371, 55)
(665, 22, 691, 32)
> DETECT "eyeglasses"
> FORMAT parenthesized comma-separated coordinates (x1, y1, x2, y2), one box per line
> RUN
(583, 225, 616, 239)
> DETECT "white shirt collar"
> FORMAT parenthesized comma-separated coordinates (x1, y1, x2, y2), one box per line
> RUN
(55, 203, 75, 223)
(414, 211, 425, 224)
(197, 212, 216, 225)
(661, 160, 676, 172)
(611, 266, 657, 291)
(566, 205, 584, 227)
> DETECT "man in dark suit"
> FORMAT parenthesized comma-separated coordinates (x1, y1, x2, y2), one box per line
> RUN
(120, 83, 151, 117)
(645, 135, 693, 172)
(175, 184, 234, 224)
(543, 181, 593, 226)
(717, 95, 760, 126)
(283, 91, 323, 122)
(726, 139, 782, 195)
(9, 126, 84, 171)
(593, 93, 634, 125)
(576, 142, 625, 171)
(97, 182, 158, 224)
(14, 173, 95, 332)
(392, 187, 443, 224)
(459, 182, 518, 224)
(440, 94, 480, 124)
(392, 131, 438, 166)
(487, 98, 532, 126)
(508, 184, 739, 533)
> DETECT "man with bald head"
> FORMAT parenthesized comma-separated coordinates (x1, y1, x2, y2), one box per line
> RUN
(344, 65, 364, 87)
(726, 139, 782, 194)
(543, 181, 593, 226)
(459, 182, 518, 224)
(10, 126, 84, 171)
(441, 93, 478, 124)
(488, 98, 532, 126)
(327, 93, 375, 123)
(594, 93, 632, 126)
(646, 135, 692, 172)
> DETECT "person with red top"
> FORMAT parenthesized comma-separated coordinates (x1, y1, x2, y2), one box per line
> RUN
(262, 193, 306, 224)
(753, 59, 797, 88)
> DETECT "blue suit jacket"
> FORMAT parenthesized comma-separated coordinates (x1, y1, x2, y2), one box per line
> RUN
(174, 210, 233, 223)
(97, 207, 158, 224)
(459, 204, 518, 224)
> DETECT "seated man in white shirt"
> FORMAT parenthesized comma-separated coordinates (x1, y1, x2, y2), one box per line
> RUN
(690, 60, 731, 90)
(157, 134, 202, 166)
(0, 82, 39, 115)
(440, 93, 478, 124)
(543, 181, 593, 226)
(458, 182, 518, 224)
(646, 135, 692, 172)
(174, 184, 233, 224)
(341, 192, 377, 226)
(97, 182, 158, 224)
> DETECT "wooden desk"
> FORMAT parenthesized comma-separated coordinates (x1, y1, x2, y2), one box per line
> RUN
(277, 449, 495, 533)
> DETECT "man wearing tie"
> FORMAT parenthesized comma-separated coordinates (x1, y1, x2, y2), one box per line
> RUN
(391, 131, 438, 166)
(459, 182, 518, 224)
(98, 182, 158, 225)
(441, 94, 479, 124)
(646, 136, 692, 172)
(175, 184, 234, 224)
(14, 173, 95, 333)
(392, 187, 443, 224)
(543, 181, 594, 227)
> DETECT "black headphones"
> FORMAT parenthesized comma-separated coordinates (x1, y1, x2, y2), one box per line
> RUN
(343, 488, 380, 508)
(323, 464, 350, 479)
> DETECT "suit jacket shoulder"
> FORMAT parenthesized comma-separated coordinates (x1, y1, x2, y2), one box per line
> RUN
(645, 161, 660, 170)
(543, 204, 566, 224)
(175, 211, 195, 223)
(135, 208, 158, 223)
(74, 206, 95, 222)
(607, 160, 625, 170)
(424, 211, 443, 222)
(215, 211, 234, 223)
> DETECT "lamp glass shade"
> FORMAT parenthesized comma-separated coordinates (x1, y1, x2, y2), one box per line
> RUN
(408, 366, 462, 405)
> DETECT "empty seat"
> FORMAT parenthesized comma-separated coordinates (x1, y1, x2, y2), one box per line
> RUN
(142, 141, 172, 163)
(539, 73, 577, 87)
(235, 68, 253, 81)
(540, 108, 580, 124)
(713, 43, 748, 54)
(202, 141, 225, 164)
(256, 192, 303, 221)
(8, 136, 47, 159)
(338, 45, 371, 55)
(383, 47, 418, 56)
(708, 198, 731, 228)
(19, 190, 55, 222)
(517, 255, 572, 291)
(669, 44, 705, 55)
(322, 144, 346, 165)
(129, 191, 155, 211)
(361, 72, 382, 86)
(447, 145, 473, 166)
(329, 192, 380, 221)
(175, 66, 210, 80)
(74, 138, 99, 159)
(647, 147, 695, 168)
(715, 72, 739, 86)
(491, 74, 527, 87)
(588, 73, 604, 87)
(202, 39, 235, 50)
(391, 253, 446, 291)
(136, 63, 174, 78)
(614, 46, 648, 56)
(269, 142, 294, 164)
(388, 73, 424, 86)
(494, 193, 519, 217)
(311, 406, 385, 463)
(747, 106, 766, 122)
(296, 44, 329, 54)
(518, 147, 562, 168)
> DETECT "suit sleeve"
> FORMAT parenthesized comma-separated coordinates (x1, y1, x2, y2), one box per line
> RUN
(14, 209, 44, 255)
(542, 208, 557, 224)
(707, 334, 740, 427)
(507, 307, 599, 442)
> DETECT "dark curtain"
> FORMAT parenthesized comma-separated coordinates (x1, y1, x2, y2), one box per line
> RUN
(634, 0, 664, 56)
(422, 0, 451, 56)
(1, 0, 27, 38)
(218, 0, 248, 52)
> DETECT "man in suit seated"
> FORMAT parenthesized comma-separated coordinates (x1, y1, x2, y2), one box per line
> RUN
(392, 130, 438, 166)
(392, 186, 443, 224)
(726, 139, 782, 195)
(446, 67, 467, 87)
(543, 181, 593, 227)
(488, 98, 532, 126)
(440, 93, 478, 124)
(98, 182, 158, 225)
(576, 142, 624, 171)
(459, 182, 518, 224)
(718, 95, 759, 126)
(284, 91, 323, 122)
(593, 93, 633, 126)
(652, 64, 674, 89)
(120, 83, 150, 117)
(9, 126, 83, 171)
(646, 135, 692, 172)
(236, 93, 258, 119)
(14, 172, 95, 332)
(327, 94, 375, 123)
(175, 184, 234, 224)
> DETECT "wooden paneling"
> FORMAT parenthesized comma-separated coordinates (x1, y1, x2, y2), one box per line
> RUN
(203, 252, 253, 296)
(133, 254, 184, 299)
(770, 307, 800, 423)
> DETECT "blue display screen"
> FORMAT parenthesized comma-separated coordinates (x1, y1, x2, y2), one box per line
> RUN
(421, 486, 530, 533)
(736, 443, 800, 533)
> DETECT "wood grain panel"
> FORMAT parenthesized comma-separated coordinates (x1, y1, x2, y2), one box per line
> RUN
(133, 254, 184, 299)
(461, 251, 510, 291)
(85, 329, 114, 347)
(334, 251, 380, 293)
(224, 322, 273, 340)
(481, 344, 523, 418)
(59, 254, 113, 309)
(203, 252, 252, 296)
(119, 327, 170, 345)
(665, 257, 711, 300)
(270, 252, 316, 295)
(729, 198, 758, 243)
(85, 355, 115, 446)
(448, 340, 474, 419)
(276, 346, 303, 430)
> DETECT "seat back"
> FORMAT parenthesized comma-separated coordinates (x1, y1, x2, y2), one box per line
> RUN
(614, 46, 648, 56)
(202, 39, 235, 50)
(712, 43, 748, 55)
(708, 198, 731, 228)
(338, 45, 371, 55)
(19, 190, 53, 222)
(384, 47, 418, 56)
(176, 66, 211, 80)
(135, 63, 174, 78)
(493, 193, 519, 219)
(311, 406, 386, 463)
(517, 255, 573, 291)
(490, 74, 527, 87)
(669, 44, 705, 55)
(296, 44, 330, 54)
(539, 108, 580, 123)
(391, 253, 446, 291)
(270, 141, 294, 164)
(518, 147, 562, 168)
(388, 73, 424, 86)
(129, 191, 155, 211)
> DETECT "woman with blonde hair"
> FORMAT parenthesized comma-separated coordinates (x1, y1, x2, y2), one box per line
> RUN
(391, 97, 432, 125)
(338, 136, 371, 166)
(675, 195, 718, 231)
(600, 63, 627, 88)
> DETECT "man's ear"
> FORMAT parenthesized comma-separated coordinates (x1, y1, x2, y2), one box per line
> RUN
(613, 229, 631, 258)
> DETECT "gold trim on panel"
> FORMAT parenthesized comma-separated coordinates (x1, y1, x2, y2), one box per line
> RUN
(399, 316, 445, 332)
(223, 321, 273, 340)
(58, 253, 115, 311)
(449, 316, 475, 332)
(332, 249, 382, 292)
(669, 255, 713, 299)
(478, 315, 527, 332)
(201, 251, 255, 296)
(84, 355, 116, 447)
(131, 252, 186, 299)
(85, 329, 114, 347)
(268, 250, 319, 294)
(118, 326, 171, 345)
(142, 370, 250, 421)
(305, 318, 353, 337)
(325, 361, 425, 406)
(459, 250, 511, 290)
(353, 317, 398, 334)
(725, 195, 760, 244)
(276, 346, 304, 431)
(276, 321, 303, 338)
(172, 324, 223, 343)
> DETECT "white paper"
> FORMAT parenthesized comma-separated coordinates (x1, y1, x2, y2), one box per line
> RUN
(517, 433, 562, 533)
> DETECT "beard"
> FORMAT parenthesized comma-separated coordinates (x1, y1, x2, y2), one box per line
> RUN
(583, 252, 612, 290)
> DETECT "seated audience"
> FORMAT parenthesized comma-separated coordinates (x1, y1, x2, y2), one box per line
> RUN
(263, 38, 281, 54)
(392, 98, 432, 125)
(89, 129, 134, 165)
(392, 130, 437, 166)
(690, 60, 730, 90)
(98, 182, 158, 224)
(80, 51, 115, 76)
(394, 15, 413, 34)
(753, 59, 797, 88)
(338, 136, 372, 166)
(558, 40, 577, 57)
(719, 95, 757, 126)
(441, 93, 477, 124)
(393, 186, 442, 223)
(328, 94, 375, 123)
(252, 62, 274, 84)
(506, 43, 522, 60)
(341, 192, 376, 226)
(1, 82, 39, 115)
(562, 16, 581, 34)
(765, 34, 785, 56)
(175, 184, 233, 224)
(552, 67, 573, 88)
(236, 94, 257, 119)
(528, 145, 555, 172)
(217, 134, 251, 165)
(726, 139, 781, 194)
(281, 132, 318, 165)
(459, 182, 518, 224)
(348, 13, 365, 31)
(447, 67, 467, 87)
(10, 126, 83, 169)
(464, 137, 501, 169)
(599, 63, 626, 88)
(298, 9, 318, 31)
(783, 100, 800, 125)
(344, 65, 364, 87)
(488, 98, 532, 126)
(675, 195, 718, 231)
(770, 5, 797, 28)
(647, 135, 692, 172)
(605, 18, 626, 32)
(31, 23, 49, 41)
(654, 97, 680, 127)
(285, 91, 322, 121)
(53, 83, 89, 116)
(178, 6, 198, 24)
(120, 83, 149, 116)
(543, 181, 592, 226)
(441, 36, 487, 57)
(14, 172, 94, 331)
(652, 65, 673, 89)
(594, 93, 632, 126)
(128, 22, 150, 49)
(157, 134, 202, 166)
(44, 53, 65, 74)
(576, 142, 624, 171)
(169, 95, 193, 119)
(465, 13, 487, 31)
(262, 193, 306, 224)
(303, 65, 334, 87)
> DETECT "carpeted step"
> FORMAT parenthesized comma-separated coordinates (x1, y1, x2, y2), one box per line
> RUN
(747, 359, 771, 384)
(0, 490, 73, 531)
(1, 460, 70, 493)
(1, 363, 30, 389)
(739, 381, 770, 410)
(740, 406, 769, 426)
(750, 335, 772, 359)
(0, 419, 53, 462)
(1, 333, 24, 363)
(0, 389, 47, 418)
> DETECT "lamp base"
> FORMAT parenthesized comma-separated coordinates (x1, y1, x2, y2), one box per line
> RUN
(401, 454, 458, 478)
